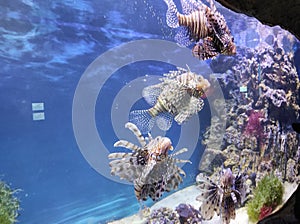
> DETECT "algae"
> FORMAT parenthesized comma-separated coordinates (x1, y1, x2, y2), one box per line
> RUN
(246, 173, 284, 222)
(0, 181, 20, 224)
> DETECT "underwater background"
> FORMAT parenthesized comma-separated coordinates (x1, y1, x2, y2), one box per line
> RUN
(0, 0, 299, 223)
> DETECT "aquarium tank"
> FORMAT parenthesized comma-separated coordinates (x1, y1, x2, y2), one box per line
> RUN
(0, 0, 299, 223)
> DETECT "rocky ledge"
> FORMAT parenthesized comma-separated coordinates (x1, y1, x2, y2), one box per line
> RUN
(216, 0, 300, 40)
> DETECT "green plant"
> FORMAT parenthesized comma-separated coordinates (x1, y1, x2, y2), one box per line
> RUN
(246, 173, 284, 222)
(0, 181, 20, 224)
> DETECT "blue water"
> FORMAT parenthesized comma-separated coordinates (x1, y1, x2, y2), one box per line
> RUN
(0, 0, 299, 223)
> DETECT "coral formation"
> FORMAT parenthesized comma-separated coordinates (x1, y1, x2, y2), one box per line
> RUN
(200, 41, 300, 183)
(246, 173, 284, 222)
(147, 204, 202, 224)
(175, 203, 202, 224)
(0, 181, 20, 224)
(146, 207, 180, 224)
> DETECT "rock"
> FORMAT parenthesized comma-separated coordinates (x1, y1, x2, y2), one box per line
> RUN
(216, 0, 300, 40)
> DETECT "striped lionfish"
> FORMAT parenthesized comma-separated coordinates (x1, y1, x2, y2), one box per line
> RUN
(164, 0, 236, 60)
(129, 66, 210, 134)
(196, 168, 247, 224)
(108, 122, 191, 201)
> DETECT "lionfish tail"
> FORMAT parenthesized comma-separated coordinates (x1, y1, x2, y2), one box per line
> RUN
(129, 109, 155, 134)
(163, 0, 179, 28)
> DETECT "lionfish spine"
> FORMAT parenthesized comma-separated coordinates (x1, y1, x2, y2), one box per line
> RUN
(125, 122, 146, 147)
(177, 10, 210, 42)
(114, 140, 141, 151)
(176, 73, 194, 85)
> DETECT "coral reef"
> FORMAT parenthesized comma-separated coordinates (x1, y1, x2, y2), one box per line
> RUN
(200, 41, 300, 183)
(175, 203, 202, 224)
(146, 204, 202, 224)
(146, 207, 180, 224)
(0, 181, 20, 224)
(246, 173, 284, 222)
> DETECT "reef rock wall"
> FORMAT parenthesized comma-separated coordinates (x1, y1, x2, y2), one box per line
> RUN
(216, 0, 300, 40)
(200, 42, 300, 185)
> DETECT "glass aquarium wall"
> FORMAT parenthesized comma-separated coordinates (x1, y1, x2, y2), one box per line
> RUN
(0, 0, 299, 224)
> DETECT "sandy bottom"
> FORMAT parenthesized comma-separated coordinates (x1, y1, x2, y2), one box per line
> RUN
(108, 182, 298, 224)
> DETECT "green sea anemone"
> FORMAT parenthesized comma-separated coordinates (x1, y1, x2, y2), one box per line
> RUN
(246, 173, 284, 222)
(0, 181, 20, 224)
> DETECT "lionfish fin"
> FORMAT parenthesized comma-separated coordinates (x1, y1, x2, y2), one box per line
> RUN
(171, 147, 188, 156)
(196, 173, 222, 219)
(113, 140, 142, 151)
(151, 179, 167, 201)
(142, 83, 163, 106)
(192, 38, 219, 60)
(207, 0, 217, 13)
(129, 109, 155, 134)
(221, 195, 236, 224)
(208, 12, 227, 42)
(108, 152, 132, 160)
(108, 158, 142, 182)
(175, 97, 204, 124)
(166, 172, 183, 191)
(180, 0, 202, 14)
(125, 122, 147, 147)
(234, 173, 247, 204)
(156, 112, 173, 131)
(163, 0, 179, 28)
(162, 67, 187, 80)
(175, 27, 193, 47)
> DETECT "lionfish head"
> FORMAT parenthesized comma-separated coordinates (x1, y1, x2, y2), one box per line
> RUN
(195, 78, 210, 92)
(150, 137, 173, 161)
(223, 36, 236, 56)
(220, 168, 235, 190)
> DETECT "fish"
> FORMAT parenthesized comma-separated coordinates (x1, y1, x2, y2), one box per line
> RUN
(196, 168, 247, 224)
(108, 122, 191, 201)
(129, 67, 210, 134)
(163, 0, 236, 60)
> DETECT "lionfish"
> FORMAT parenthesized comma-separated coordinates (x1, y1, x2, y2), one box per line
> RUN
(129, 66, 210, 134)
(108, 122, 191, 201)
(164, 0, 236, 60)
(196, 168, 247, 224)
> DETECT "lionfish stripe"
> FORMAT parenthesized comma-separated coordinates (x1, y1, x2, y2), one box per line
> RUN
(125, 122, 146, 147)
(177, 10, 209, 42)
(113, 140, 141, 151)
(150, 98, 167, 115)
(134, 181, 145, 200)
(108, 152, 131, 159)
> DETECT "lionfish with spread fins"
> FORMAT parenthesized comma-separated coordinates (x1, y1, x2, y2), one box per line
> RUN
(196, 168, 247, 224)
(108, 122, 191, 202)
(129, 66, 210, 134)
(164, 0, 236, 60)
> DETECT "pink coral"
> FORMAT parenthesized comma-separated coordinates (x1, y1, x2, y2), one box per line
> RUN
(244, 110, 265, 140)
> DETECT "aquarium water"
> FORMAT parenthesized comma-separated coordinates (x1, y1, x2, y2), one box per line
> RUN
(0, 0, 299, 224)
